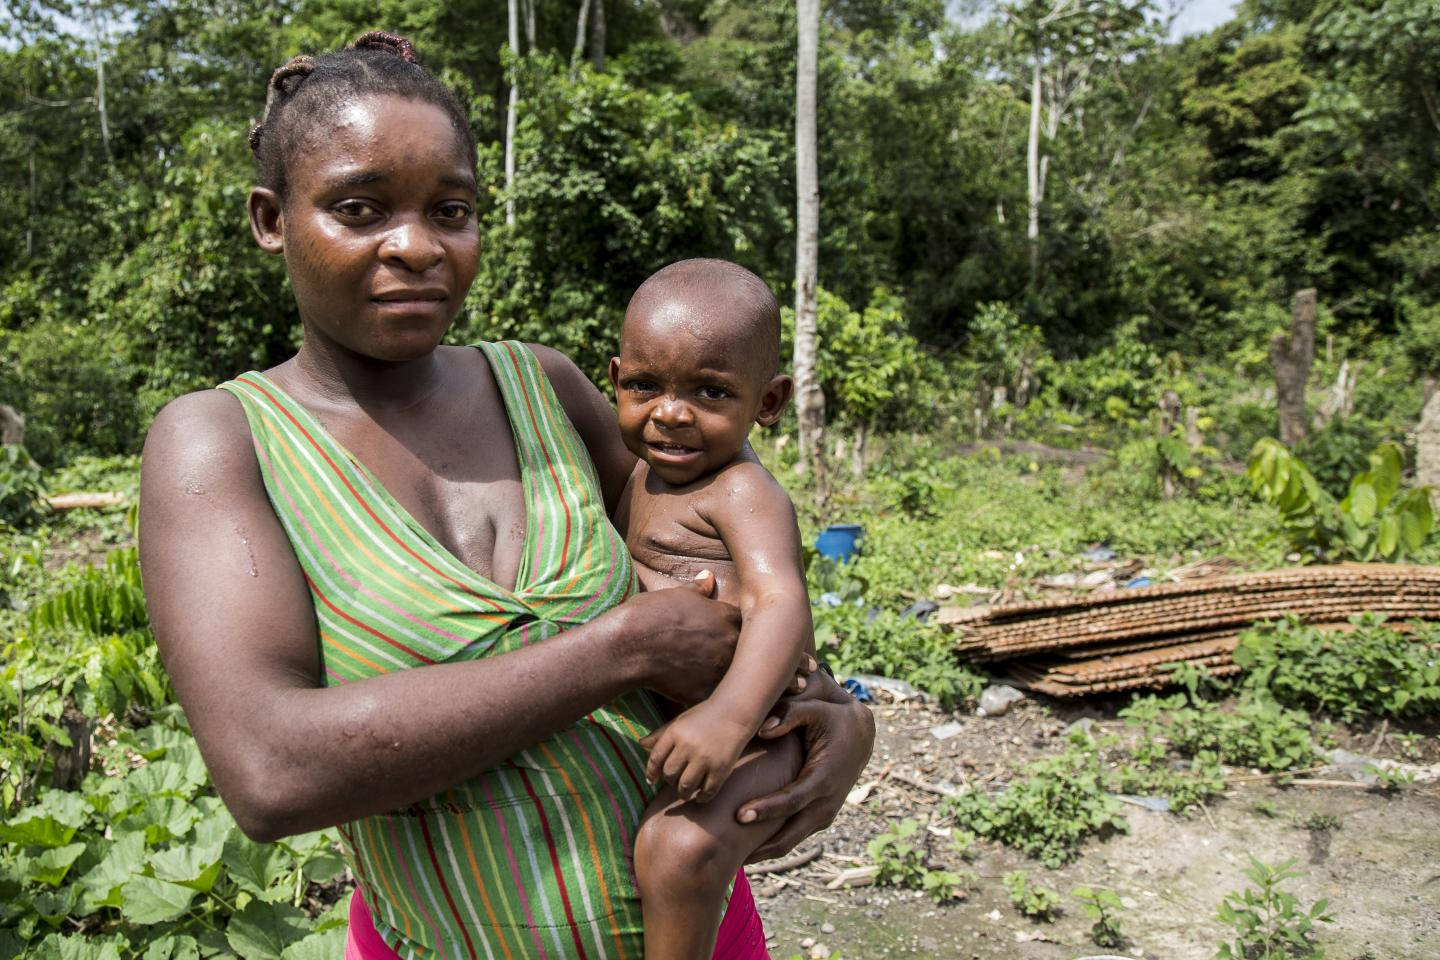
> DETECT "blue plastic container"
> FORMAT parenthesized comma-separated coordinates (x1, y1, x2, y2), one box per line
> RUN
(815, 524, 864, 563)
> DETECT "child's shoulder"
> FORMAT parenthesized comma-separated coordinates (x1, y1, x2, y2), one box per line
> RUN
(701, 455, 795, 517)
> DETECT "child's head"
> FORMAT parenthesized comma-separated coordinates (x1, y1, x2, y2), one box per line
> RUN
(609, 259, 793, 486)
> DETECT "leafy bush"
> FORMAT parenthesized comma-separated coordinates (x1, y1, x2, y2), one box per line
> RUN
(1121, 691, 1319, 774)
(0, 445, 44, 531)
(1004, 870, 1061, 921)
(1215, 857, 1333, 960)
(1247, 438, 1435, 561)
(943, 734, 1129, 867)
(815, 604, 986, 709)
(1234, 615, 1440, 723)
(866, 819, 973, 904)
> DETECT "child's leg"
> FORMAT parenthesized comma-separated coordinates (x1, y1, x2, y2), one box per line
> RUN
(635, 733, 802, 960)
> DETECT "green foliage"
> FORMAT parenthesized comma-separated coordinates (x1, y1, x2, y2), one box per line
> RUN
(1003, 870, 1061, 922)
(814, 604, 986, 710)
(1234, 615, 1440, 723)
(0, 445, 44, 531)
(1120, 690, 1319, 774)
(1072, 885, 1127, 948)
(1215, 857, 1334, 960)
(1247, 438, 1435, 562)
(866, 819, 973, 904)
(943, 734, 1128, 868)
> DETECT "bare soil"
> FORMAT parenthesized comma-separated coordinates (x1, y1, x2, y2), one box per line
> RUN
(754, 694, 1440, 960)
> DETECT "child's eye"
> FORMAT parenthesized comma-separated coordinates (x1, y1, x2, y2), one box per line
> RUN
(625, 380, 658, 394)
(697, 386, 731, 401)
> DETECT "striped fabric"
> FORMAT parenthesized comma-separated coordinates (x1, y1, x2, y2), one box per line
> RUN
(219, 342, 666, 958)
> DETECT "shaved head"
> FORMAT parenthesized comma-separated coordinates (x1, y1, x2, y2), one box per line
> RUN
(623, 259, 781, 379)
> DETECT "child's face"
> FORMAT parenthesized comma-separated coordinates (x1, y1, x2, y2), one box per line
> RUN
(609, 304, 791, 486)
(248, 95, 479, 363)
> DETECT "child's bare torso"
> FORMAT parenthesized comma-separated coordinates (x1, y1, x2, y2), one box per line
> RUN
(617, 460, 747, 602)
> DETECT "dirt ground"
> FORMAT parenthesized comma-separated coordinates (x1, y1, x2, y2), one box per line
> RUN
(753, 693, 1440, 960)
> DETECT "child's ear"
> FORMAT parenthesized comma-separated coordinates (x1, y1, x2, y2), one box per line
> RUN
(607, 357, 621, 392)
(248, 187, 285, 254)
(753, 375, 794, 427)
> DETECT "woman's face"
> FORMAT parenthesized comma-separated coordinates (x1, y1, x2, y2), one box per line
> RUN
(252, 95, 480, 363)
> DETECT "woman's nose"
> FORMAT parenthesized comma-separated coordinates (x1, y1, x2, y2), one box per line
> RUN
(379, 219, 444, 272)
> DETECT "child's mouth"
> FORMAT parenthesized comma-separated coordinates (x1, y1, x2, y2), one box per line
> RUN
(647, 441, 700, 459)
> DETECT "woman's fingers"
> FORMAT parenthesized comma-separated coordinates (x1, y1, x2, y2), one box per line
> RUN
(784, 653, 818, 695)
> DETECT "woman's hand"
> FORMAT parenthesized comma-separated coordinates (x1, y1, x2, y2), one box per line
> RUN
(736, 668, 875, 862)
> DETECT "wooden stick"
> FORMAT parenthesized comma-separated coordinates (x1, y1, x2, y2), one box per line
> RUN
(744, 846, 821, 876)
(44, 492, 126, 510)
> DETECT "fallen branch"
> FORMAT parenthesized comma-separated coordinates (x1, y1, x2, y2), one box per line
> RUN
(744, 846, 821, 876)
(890, 770, 964, 799)
(824, 865, 879, 890)
(44, 492, 126, 510)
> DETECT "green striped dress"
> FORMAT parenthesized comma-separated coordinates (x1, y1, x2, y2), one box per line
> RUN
(219, 342, 665, 959)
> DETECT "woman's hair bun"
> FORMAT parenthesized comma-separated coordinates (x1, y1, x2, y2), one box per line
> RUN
(351, 31, 417, 63)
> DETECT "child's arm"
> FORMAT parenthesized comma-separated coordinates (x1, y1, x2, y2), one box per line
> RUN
(643, 462, 812, 803)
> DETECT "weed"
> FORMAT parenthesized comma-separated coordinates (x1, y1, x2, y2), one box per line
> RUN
(867, 819, 973, 903)
(1072, 885, 1127, 948)
(1234, 615, 1440, 723)
(0, 445, 44, 531)
(816, 604, 986, 709)
(1392, 732, 1426, 761)
(1004, 870, 1061, 921)
(1121, 691, 1318, 773)
(944, 734, 1128, 868)
(1303, 813, 1341, 832)
(1363, 763, 1414, 793)
(1215, 857, 1334, 960)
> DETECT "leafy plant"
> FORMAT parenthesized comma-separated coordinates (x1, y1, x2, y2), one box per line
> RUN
(1004, 870, 1061, 921)
(1215, 857, 1334, 960)
(1247, 438, 1434, 561)
(867, 819, 973, 903)
(0, 445, 44, 531)
(1072, 885, 1127, 948)
(816, 605, 986, 709)
(1234, 615, 1440, 723)
(1121, 691, 1319, 774)
(944, 734, 1129, 867)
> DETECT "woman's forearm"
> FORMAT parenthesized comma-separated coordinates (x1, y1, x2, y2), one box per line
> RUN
(211, 604, 647, 842)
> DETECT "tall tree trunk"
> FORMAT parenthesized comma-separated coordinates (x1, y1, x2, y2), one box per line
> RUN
(89, 2, 111, 162)
(523, 0, 536, 50)
(793, 0, 826, 487)
(504, 0, 519, 226)
(1026, 56, 1042, 279)
(1271, 288, 1317, 447)
(589, 0, 606, 70)
(571, 0, 592, 73)
(27, 138, 36, 259)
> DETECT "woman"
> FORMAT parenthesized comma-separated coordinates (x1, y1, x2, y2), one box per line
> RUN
(138, 32, 872, 959)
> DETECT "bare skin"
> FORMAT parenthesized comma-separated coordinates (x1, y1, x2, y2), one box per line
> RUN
(139, 93, 875, 887)
(609, 262, 820, 959)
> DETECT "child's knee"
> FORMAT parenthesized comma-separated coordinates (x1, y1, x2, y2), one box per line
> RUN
(635, 813, 732, 898)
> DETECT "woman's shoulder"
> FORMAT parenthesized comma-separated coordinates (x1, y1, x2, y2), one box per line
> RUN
(141, 388, 258, 494)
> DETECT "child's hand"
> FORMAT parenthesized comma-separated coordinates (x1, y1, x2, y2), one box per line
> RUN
(640, 701, 754, 803)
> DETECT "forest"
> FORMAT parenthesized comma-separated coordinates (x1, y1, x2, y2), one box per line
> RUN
(2, 1, 1439, 958)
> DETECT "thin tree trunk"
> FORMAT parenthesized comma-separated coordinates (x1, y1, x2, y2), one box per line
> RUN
(793, 0, 826, 489)
(571, 0, 592, 73)
(1026, 57, 1042, 278)
(27, 140, 36, 259)
(523, 0, 536, 50)
(589, 0, 606, 70)
(1271, 288, 1318, 446)
(505, 0, 519, 226)
(89, 2, 111, 162)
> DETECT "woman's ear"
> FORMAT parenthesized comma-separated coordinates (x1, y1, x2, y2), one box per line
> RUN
(754, 375, 794, 427)
(248, 187, 285, 254)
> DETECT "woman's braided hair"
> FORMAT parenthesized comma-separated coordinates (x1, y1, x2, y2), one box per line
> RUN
(249, 31, 476, 200)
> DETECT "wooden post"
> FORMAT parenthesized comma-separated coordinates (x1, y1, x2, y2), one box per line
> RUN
(1271, 288, 1317, 447)
(1417, 391, 1440, 512)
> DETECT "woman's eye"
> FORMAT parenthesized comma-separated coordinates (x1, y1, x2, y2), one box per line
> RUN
(434, 202, 474, 222)
(333, 200, 380, 220)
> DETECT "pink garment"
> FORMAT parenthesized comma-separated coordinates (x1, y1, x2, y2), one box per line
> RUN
(344, 872, 771, 960)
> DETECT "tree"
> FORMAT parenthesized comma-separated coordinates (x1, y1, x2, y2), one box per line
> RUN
(793, 0, 825, 483)
(505, 0, 520, 225)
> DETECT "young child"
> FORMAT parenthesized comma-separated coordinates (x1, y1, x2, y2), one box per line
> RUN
(611, 258, 814, 959)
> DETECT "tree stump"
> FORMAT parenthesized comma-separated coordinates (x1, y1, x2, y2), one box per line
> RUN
(1271, 289, 1317, 446)
(0, 404, 24, 446)
(1417, 390, 1440, 512)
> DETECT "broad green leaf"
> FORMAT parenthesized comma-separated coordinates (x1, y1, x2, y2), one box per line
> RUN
(77, 832, 147, 911)
(148, 841, 224, 893)
(300, 850, 345, 885)
(142, 935, 201, 960)
(222, 833, 291, 897)
(278, 928, 345, 960)
(28, 932, 125, 960)
(120, 876, 199, 924)
(1345, 481, 1377, 527)
(27, 843, 86, 887)
(0, 791, 90, 847)
(1376, 515, 1399, 558)
(224, 900, 311, 960)
(130, 798, 202, 844)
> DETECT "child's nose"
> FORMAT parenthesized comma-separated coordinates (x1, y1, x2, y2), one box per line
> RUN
(652, 397, 694, 426)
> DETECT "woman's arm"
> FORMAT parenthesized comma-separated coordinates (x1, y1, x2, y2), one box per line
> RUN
(140, 390, 741, 843)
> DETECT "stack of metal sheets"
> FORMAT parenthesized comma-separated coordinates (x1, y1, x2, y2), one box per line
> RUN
(938, 565, 1440, 697)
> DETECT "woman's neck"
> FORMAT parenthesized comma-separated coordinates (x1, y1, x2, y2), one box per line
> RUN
(287, 336, 450, 414)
